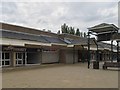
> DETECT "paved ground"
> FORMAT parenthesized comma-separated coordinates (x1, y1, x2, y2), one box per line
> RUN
(2, 63, 119, 88)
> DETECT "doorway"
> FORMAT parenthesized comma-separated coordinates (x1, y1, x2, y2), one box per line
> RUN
(2, 52, 11, 67)
(15, 52, 26, 66)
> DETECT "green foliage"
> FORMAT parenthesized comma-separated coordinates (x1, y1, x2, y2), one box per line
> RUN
(57, 30, 60, 34)
(76, 28, 80, 36)
(80, 32, 83, 37)
(84, 32, 87, 38)
(69, 27, 75, 35)
(60, 23, 86, 37)
(61, 23, 68, 33)
(47, 30, 51, 32)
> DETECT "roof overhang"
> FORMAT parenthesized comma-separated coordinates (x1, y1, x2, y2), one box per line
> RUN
(67, 45, 74, 47)
(51, 43, 67, 46)
(88, 23, 119, 33)
(1, 37, 51, 47)
(84, 46, 98, 50)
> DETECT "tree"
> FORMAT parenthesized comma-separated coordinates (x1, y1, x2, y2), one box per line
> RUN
(84, 32, 87, 38)
(76, 28, 80, 36)
(43, 29, 46, 31)
(47, 30, 51, 32)
(80, 32, 83, 37)
(69, 27, 75, 35)
(57, 30, 60, 34)
(61, 23, 68, 33)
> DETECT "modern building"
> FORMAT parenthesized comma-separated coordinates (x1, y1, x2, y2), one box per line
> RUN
(0, 22, 118, 67)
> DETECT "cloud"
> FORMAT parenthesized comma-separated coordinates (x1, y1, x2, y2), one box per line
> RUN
(0, 2, 118, 33)
(1, 0, 119, 2)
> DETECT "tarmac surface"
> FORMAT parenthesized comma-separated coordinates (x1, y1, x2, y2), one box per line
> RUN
(2, 63, 119, 88)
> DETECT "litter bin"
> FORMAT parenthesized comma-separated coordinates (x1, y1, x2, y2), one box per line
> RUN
(93, 61, 99, 69)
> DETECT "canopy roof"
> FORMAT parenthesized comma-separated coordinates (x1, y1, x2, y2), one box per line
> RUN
(88, 23, 119, 33)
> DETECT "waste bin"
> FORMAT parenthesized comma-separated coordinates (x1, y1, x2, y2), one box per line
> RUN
(93, 61, 99, 69)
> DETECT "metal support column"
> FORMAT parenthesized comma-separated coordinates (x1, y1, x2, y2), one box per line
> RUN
(96, 43, 99, 62)
(87, 32, 90, 69)
(93, 39, 99, 69)
(117, 41, 119, 62)
(111, 40, 113, 62)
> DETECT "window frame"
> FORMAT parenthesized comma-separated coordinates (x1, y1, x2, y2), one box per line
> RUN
(2, 52, 11, 66)
(16, 52, 23, 65)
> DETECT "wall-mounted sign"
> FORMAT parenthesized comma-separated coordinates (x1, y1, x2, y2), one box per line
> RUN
(3, 46, 26, 52)
(42, 48, 58, 52)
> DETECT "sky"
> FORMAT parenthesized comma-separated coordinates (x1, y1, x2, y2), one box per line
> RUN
(0, 0, 119, 33)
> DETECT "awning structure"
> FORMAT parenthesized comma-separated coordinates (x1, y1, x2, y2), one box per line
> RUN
(88, 23, 119, 33)
(87, 23, 120, 69)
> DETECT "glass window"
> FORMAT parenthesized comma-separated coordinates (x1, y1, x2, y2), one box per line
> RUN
(5, 61, 10, 65)
(18, 60, 22, 64)
(18, 53, 22, 59)
(2, 53, 4, 59)
(16, 53, 23, 65)
(16, 54, 17, 59)
(5, 53, 10, 59)
(0, 52, 1, 59)
(2, 61, 4, 65)
(2, 52, 10, 66)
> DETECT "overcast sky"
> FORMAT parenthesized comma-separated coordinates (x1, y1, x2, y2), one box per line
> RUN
(0, 0, 119, 33)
